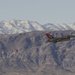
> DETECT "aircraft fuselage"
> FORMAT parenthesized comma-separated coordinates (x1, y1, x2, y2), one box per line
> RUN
(45, 33, 75, 43)
(47, 36, 70, 43)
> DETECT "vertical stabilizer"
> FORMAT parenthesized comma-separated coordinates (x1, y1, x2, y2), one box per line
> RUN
(45, 33, 53, 39)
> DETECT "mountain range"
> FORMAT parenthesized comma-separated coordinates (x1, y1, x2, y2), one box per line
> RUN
(0, 30, 75, 75)
(0, 20, 75, 34)
(0, 20, 75, 75)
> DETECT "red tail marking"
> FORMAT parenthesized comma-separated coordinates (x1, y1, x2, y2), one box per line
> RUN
(45, 33, 53, 39)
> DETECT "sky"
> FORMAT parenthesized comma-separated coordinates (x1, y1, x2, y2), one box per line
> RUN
(0, 0, 75, 24)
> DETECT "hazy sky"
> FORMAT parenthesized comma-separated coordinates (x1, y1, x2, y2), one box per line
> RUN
(0, 0, 75, 24)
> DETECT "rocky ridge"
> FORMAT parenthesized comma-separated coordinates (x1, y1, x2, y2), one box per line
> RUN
(0, 30, 75, 75)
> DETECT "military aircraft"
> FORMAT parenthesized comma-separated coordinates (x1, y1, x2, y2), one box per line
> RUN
(45, 33, 75, 43)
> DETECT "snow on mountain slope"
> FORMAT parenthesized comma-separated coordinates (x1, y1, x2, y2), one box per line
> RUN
(0, 20, 75, 34)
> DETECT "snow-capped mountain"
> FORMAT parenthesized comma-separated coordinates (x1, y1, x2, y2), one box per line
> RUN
(0, 20, 75, 34)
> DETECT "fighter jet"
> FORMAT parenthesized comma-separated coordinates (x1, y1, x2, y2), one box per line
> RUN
(45, 33, 75, 43)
